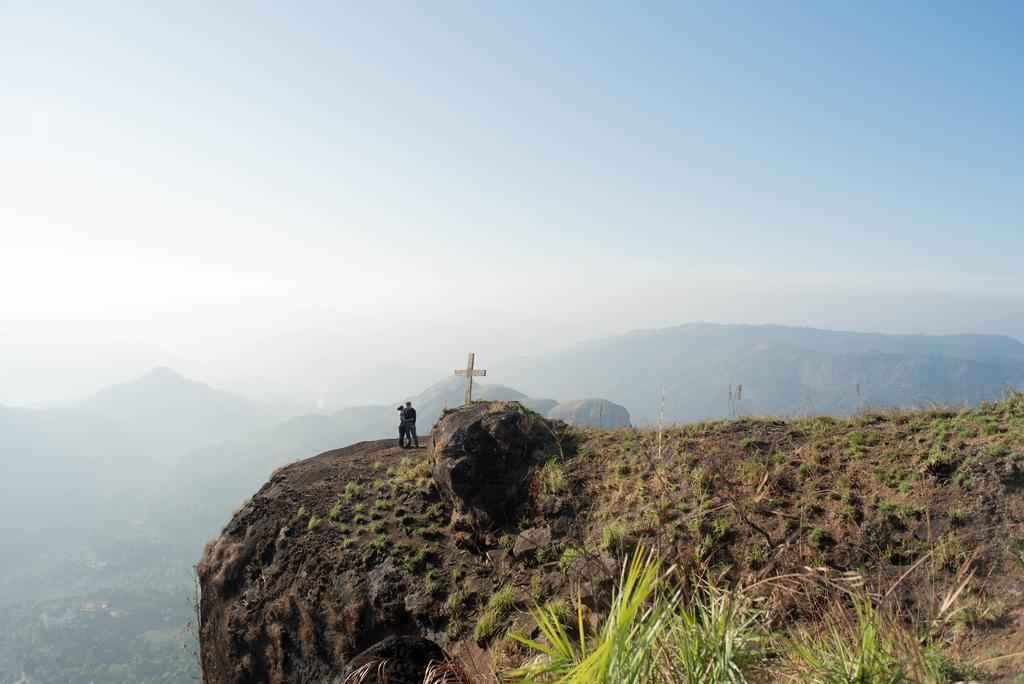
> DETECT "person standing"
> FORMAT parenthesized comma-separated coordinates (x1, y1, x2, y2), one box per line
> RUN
(401, 401, 418, 448)
(396, 406, 407, 447)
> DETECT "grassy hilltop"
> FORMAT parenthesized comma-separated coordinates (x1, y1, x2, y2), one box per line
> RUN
(199, 395, 1024, 682)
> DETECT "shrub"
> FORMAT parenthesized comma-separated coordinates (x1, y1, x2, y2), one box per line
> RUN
(508, 550, 766, 683)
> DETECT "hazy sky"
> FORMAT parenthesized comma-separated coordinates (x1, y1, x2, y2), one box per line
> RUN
(2, 1, 1023, 405)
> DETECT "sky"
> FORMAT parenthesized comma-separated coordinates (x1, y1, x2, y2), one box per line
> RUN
(1, 1, 1023, 405)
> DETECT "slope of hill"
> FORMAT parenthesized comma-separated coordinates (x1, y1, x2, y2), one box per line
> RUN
(198, 397, 1024, 681)
(502, 324, 1024, 424)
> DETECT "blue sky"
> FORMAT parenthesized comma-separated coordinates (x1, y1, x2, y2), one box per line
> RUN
(1, 1, 1022, 402)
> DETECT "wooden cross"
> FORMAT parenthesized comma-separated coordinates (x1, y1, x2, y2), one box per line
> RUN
(453, 353, 487, 404)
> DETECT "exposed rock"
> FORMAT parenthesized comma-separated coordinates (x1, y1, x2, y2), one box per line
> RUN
(340, 635, 451, 683)
(431, 401, 555, 525)
(513, 526, 552, 558)
(547, 398, 631, 428)
(486, 548, 513, 575)
(403, 592, 433, 619)
(1002, 459, 1023, 487)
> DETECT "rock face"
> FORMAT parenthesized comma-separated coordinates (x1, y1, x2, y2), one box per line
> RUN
(431, 401, 556, 526)
(196, 402, 568, 683)
(547, 398, 631, 428)
(340, 635, 450, 683)
(195, 440, 451, 684)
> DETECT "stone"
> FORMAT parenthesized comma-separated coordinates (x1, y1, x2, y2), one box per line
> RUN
(404, 592, 433, 618)
(486, 549, 513, 575)
(341, 635, 450, 683)
(431, 401, 554, 525)
(513, 526, 552, 558)
(1002, 459, 1023, 487)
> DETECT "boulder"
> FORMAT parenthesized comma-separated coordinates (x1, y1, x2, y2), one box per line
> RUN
(341, 635, 451, 683)
(431, 401, 554, 525)
(513, 526, 552, 559)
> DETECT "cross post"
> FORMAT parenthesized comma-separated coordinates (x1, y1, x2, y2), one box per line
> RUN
(453, 353, 487, 405)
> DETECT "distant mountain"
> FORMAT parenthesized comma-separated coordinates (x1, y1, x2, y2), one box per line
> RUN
(501, 323, 1024, 423)
(548, 398, 631, 428)
(68, 367, 298, 457)
(1, 368, 307, 567)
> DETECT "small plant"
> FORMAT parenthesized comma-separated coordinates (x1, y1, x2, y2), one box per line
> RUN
(839, 505, 860, 524)
(369, 520, 385, 534)
(1007, 535, 1024, 568)
(536, 458, 566, 501)
(933, 538, 968, 571)
(403, 546, 428, 572)
(807, 527, 828, 548)
(371, 536, 389, 557)
(946, 507, 967, 527)
(424, 569, 443, 596)
(413, 523, 441, 539)
(711, 518, 730, 540)
(327, 501, 343, 520)
(426, 502, 447, 522)
(296, 506, 307, 519)
(474, 583, 518, 644)
(558, 546, 580, 573)
(343, 481, 362, 500)
(306, 515, 322, 532)
(601, 522, 633, 554)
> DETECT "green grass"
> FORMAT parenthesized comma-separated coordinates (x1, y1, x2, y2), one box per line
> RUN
(509, 551, 965, 683)
(787, 596, 936, 682)
(537, 458, 566, 500)
(508, 550, 765, 683)
(474, 583, 517, 644)
(1007, 535, 1024, 568)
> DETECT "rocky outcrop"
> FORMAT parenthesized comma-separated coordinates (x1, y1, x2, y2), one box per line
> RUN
(547, 398, 630, 428)
(196, 402, 574, 683)
(430, 401, 557, 526)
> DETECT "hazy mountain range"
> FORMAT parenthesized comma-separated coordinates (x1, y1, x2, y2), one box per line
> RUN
(502, 323, 1024, 423)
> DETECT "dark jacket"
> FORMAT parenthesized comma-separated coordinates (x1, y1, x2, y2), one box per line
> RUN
(401, 407, 417, 425)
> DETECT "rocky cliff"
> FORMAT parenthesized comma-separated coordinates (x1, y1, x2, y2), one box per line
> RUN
(199, 398, 1024, 682)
